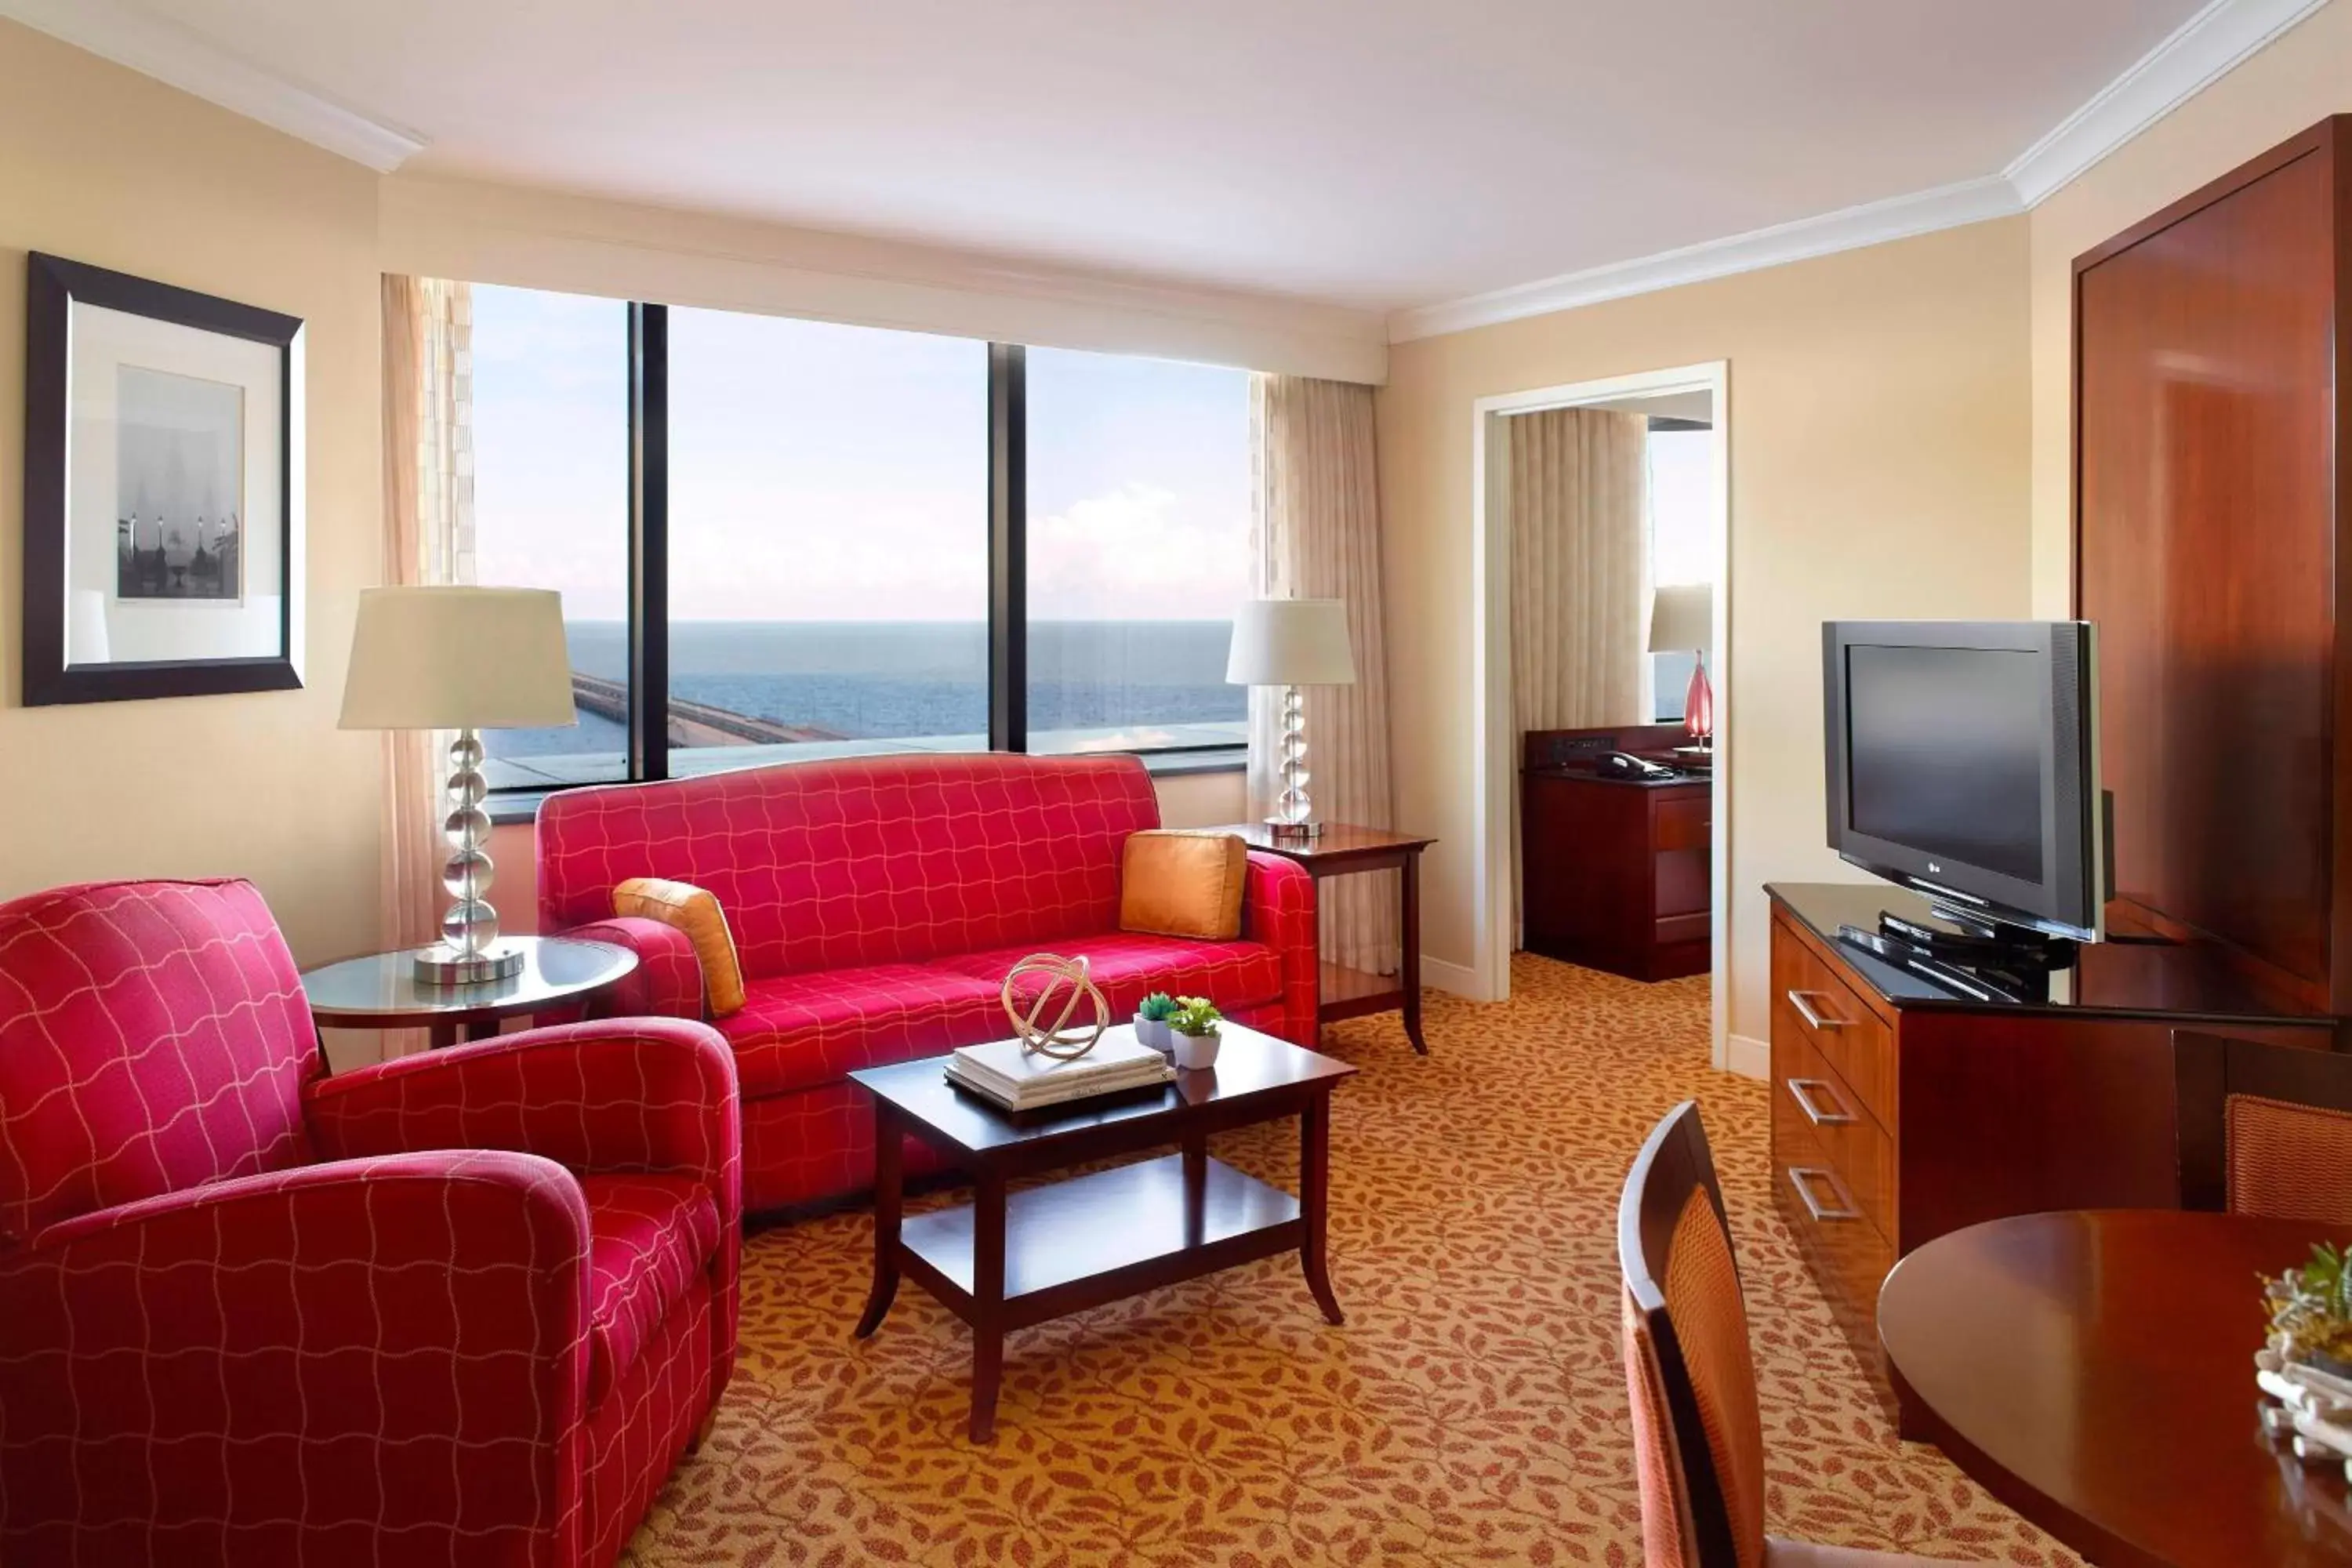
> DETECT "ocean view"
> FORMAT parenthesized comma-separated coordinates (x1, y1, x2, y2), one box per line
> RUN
(488, 619, 1246, 773)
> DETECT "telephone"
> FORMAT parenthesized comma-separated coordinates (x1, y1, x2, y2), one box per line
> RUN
(1598, 751, 1680, 781)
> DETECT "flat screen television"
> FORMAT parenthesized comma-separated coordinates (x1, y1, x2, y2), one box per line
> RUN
(1822, 620, 2102, 943)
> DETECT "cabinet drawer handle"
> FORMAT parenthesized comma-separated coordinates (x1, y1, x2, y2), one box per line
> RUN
(1786, 1076, 1857, 1127)
(1785, 989, 1849, 1031)
(1788, 1166, 1861, 1223)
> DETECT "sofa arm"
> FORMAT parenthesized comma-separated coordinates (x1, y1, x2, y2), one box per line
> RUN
(1243, 850, 1319, 1046)
(558, 915, 706, 1020)
(0, 1152, 591, 1562)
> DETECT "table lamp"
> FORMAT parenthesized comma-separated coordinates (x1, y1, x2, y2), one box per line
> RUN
(340, 586, 576, 985)
(1648, 582, 1715, 753)
(1227, 597, 1356, 837)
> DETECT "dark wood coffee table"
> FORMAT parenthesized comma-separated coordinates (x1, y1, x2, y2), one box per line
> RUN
(848, 1023, 1357, 1441)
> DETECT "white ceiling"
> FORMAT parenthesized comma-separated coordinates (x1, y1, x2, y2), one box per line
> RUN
(4, 0, 2249, 318)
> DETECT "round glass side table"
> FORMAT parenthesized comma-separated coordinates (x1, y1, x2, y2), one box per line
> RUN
(302, 935, 637, 1054)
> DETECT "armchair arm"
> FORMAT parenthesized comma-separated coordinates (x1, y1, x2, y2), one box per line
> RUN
(0, 1151, 591, 1563)
(1243, 850, 1319, 1046)
(304, 1018, 740, 1207)
(557, 915, 706, 1019)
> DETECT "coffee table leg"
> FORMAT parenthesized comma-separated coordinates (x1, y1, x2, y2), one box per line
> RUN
(854, 1102, 902, 1339)
(1181, 1127, 1210, 1246)
(1301, 1093, 1344, 1325)
(970, 1168, 1007, 1442)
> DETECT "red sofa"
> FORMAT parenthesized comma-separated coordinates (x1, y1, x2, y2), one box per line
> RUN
(538, 752, 1319, 1213)
(0, 879, 739, 1568)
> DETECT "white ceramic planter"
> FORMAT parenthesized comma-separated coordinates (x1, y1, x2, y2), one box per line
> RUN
(1171, 1029, 1221, 1071)
(1134, 1015, 1174, 1054)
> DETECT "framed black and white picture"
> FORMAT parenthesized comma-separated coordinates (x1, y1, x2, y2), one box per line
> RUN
(21, 252, 303, 706)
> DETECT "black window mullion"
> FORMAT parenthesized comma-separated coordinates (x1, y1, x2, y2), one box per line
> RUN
(988, 343, 1027, 753)
(628, 303, 670, 782)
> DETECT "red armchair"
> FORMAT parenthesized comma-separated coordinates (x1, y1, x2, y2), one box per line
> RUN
(0, 879, 739, 1568)
(538, 752, 1320, 1213)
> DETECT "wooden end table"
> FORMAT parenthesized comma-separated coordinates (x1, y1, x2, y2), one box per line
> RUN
(301, 935, 637, 1054)
(1211, 822, 1437, 1054)
(848, 1023, 1356, 1442)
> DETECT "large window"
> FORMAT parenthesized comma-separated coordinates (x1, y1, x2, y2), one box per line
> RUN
(460, 283, 1254, 796)
(1025, 347, 1250, 756)
(1647, 423, 1713, 722)
(667, 310, 989, 776)
(470, 284, 630, 790)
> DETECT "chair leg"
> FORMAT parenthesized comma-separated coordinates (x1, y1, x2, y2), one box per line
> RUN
(686, 1403, 720, 1457)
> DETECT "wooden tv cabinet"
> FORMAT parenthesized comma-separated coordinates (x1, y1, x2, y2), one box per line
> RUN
(1765, 883, 2338, 1431)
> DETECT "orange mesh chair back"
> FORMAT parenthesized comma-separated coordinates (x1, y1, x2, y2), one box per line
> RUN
(1617, 1101, 1766, 1568)
(2176, 1029, 2352, 1221)
(2226, 1093, 2352, 1221)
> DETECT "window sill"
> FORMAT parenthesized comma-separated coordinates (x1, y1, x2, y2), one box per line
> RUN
(485, 745, 1243, 827)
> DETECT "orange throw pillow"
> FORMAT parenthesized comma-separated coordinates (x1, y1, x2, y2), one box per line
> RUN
(1120, 830, 1247, 942)
(612, 877, 746, 1017)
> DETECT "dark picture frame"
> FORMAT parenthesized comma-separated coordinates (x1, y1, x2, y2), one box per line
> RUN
(21, 252, 304, 706)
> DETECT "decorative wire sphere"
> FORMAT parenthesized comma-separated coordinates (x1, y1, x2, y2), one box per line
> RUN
(1001, 953, 1109, 1060)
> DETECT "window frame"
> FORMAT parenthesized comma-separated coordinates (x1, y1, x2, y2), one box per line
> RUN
(478, 301, 1243, 808)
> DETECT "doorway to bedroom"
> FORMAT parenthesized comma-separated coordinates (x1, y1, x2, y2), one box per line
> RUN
(1469, 364, 1730, 1068)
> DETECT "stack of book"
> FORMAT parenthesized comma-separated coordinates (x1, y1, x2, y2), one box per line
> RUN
(946, 1030, 1174, 1112)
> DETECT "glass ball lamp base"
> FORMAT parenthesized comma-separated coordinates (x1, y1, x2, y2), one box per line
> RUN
(1266, 683, 1323, 837)
(412, 725, 522, 988)
(412, 941, 525, 988)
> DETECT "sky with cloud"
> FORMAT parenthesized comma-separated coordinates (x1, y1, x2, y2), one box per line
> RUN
(469, 283, 1251, 624)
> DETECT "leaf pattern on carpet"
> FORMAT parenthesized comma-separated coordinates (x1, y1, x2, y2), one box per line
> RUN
(623, 955, 2079, 1566)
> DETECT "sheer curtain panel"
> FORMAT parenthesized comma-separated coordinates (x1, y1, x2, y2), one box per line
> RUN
(378, 276, 476, 961)
(1505, 406, 1648, 931)
(1249, 374, 1399, 976)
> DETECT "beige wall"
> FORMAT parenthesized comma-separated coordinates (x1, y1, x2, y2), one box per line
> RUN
(1378, 219, 2033, 1047)
(0, 22, 384, 965)
(2029, 2, 2352, 617)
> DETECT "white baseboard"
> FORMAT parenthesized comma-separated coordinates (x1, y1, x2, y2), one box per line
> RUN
(1418, 954, 1487, 1001)
(1723, 1032, 1769, 1082)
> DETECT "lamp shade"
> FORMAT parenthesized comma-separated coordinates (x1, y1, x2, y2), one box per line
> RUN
(1226, 597, 1356, 686)
(1646, 583, 1714, 654)
(339, 586, 577, 731)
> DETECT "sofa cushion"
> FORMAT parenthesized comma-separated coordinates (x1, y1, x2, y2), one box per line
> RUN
(579, 1174, 721, 1407)
(933, 932, 1285, 1022)
(538, 753, 1163, 976)
(719, 964, 1011, 1098)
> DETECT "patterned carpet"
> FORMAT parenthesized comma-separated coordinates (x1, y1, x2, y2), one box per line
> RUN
(622, 956, 2081, 1566)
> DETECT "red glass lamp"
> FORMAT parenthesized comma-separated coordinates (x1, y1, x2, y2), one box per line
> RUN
(1648, 583, 1715, 750)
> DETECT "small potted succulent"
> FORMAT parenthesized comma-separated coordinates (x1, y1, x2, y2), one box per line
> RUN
(1168, 996, 1223, 1071)
(1134, 991, 1177, 1054)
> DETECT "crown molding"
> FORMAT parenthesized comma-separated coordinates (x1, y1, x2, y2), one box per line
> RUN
(1391, 0, 2332, 343)
(2005, 0, 2329, 205)
(1387, 175, 2022, 343)
(0, 0, 425, 171)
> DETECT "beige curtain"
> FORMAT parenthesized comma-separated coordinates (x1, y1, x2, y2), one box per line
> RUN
(1507, 407, 1648, 933)
(379, 275, 476, 953)
(1249, 374, 1399, 977)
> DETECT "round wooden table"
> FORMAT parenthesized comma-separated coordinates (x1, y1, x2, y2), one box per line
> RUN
(1879, 1210, 2352, 1568)
(302, 936, 637, 1052)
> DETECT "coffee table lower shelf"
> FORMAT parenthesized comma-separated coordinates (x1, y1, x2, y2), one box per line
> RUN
(898, 1153, 1302, 1333)
(850, 1029, 1355, 1443)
